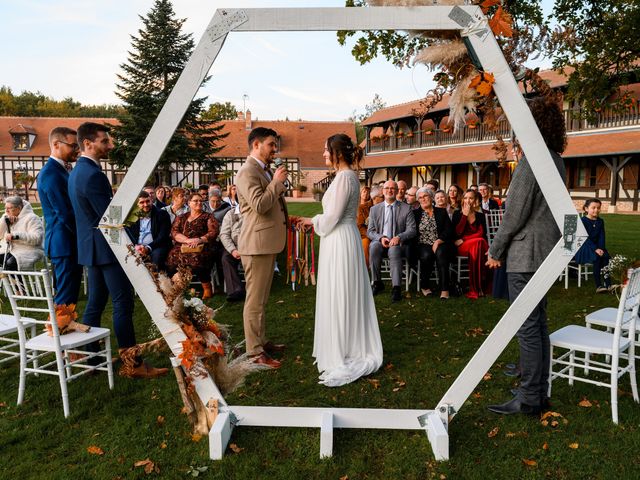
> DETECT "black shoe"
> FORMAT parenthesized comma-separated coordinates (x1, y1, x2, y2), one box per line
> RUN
(391, 286, 402, 303)
(226, 291, 246, 302)
(372, 281, 385, 296)
(487, 397, 541, 416)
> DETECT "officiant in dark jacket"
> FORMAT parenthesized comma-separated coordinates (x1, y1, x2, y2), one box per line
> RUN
(126, 190, 172, 271)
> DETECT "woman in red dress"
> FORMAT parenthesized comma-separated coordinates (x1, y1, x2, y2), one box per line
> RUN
(453, 190, 490, 299)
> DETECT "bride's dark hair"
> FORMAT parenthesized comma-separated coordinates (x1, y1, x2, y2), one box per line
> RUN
(326, 133, 363, 170)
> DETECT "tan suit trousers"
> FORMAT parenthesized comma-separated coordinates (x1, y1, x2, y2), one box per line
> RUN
(241, 253, 276, 355)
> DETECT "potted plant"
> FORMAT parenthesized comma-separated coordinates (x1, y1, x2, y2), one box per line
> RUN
(292, 184, 307, 198)
(424, 128, 434, 135)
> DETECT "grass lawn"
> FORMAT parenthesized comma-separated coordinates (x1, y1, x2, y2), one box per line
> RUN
(0, 205, 639, 479)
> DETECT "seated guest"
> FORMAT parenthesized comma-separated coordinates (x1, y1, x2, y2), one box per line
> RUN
(163, 187, 189, 223)
(357, 186, 373, 266)
(165, 193, 219, 299)
(143, 185, 158, 206)
(479, 182, 499, 211)
(406, 186, 420, 210)
(197, 184, 209, 201)
(448, 184, 463, 213)
(396, 180, 408, 203)
(371, 186, 384, 205)
(413, 188, 453, 299)
(127, 191, 172, 271)
(204, 187, 232, 284)
(0, 197, 44, 270)
(425, 179, 439, 191)
(453, 189, 490, 300)
(434, 189, 450, 213)
(220, 207, 246, 302)
(222, 184, 239, 208)
(574, 198, 611, 293)
(154, 185, 168, 208)
(368, 180, 416, 303)
(469, 184, 479, 191)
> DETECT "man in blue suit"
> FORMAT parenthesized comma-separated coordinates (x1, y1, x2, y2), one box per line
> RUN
(69, 122, 167, 379)
(38, 127, 83, 306)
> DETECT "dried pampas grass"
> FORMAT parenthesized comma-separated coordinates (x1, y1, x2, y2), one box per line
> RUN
(447, 72, 479, 131)
(205, 354, 269, 395)
(413, 39, 468, 69)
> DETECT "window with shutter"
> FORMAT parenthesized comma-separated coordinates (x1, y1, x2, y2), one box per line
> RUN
(622, 161, 639, 189)
(595, 162, 610, 188)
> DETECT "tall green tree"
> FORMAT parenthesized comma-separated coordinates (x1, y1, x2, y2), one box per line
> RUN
(111, 0, 226, 170)
(202, 101, 239, 121)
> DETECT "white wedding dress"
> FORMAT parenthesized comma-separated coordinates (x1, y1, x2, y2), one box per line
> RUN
(312, 169, 383, 387)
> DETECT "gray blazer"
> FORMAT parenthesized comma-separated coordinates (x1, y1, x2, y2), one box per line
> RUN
(489, 151, 566, 273)
(367, 200, 416, 244)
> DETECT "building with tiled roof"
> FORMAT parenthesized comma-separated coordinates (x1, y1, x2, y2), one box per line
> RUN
(359, 68, 640, 213)
(0, 113, 355, 200)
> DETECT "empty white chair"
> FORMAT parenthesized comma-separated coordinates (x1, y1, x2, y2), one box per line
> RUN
(548, 268, 640, 423)
(0, 314, 36, 365)
(1, 269, 114, 418)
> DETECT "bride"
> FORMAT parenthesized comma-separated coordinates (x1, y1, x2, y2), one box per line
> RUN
(301, 134, 383, 387)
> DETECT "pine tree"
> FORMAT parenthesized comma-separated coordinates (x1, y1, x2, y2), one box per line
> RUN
(111, 0, 225, 171)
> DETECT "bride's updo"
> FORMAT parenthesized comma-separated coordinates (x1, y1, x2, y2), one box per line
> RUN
(327, 133, 364, 170)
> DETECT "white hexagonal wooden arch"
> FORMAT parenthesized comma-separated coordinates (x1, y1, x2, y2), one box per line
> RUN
(100, 6, 586, 461)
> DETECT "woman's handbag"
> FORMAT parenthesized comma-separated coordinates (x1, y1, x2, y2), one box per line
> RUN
(180, 244, 204, 254)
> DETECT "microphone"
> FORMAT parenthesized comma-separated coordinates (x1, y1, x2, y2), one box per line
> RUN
(273, 158, 290, 189)
(4, 216, 11, 232)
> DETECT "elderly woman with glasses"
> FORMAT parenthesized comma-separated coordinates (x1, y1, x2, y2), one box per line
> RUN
(0, 196, 44, 270)
(412, 188, 453, 299)
(165, 193, 219, 299)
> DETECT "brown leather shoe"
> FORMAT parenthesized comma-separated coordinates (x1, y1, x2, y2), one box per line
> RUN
(263, 341, 286, 354)
(119, 360, 169, 379)
(252, 352, 281, 369)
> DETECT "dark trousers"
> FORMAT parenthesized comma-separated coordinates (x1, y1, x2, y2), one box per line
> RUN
(370, 241, 408, 287)
(592, 253, 611, 288)
(417, 243, 450, 291)
(149, 247, 169, 272)
(0, 253, 17, 271)
(83, 263, 136, 349)
(221, 250, 244, 295)
(509, 272, 549, 407)
(50, 256, 83, 305)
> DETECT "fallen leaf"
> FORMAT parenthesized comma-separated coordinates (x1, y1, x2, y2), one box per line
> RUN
(542, 442, 549, 450)
(294, 355, 303, 364)
(156, 415, 165, 426)
(483, 373, 492, 381)
(276, 300, 284, 304)
(339, 476, 349, 480)
(0, 402, 6, 407)
(487, 426, 499, 438)
(367, 379, 381, 390)
(134, 459, 159, 474)
(541, 420, 549, 427)
(569, 443, 579, 449)
(522, 459, 537, 467)
(384, 363, 394, 371)
(472, 392, 483, 399)
(290, 313, 301, 319)
(551, 420, 559, 428)
(439, 475, 447, 480)
(191, 433, 203, 442)
(541, 411, 563, 421)
(87, 446, 104, 456)
(160, 441, 167, 449)
(578, 398, 592, 408)
(505, 432, 516, 438)
(229, 443, 244, 454)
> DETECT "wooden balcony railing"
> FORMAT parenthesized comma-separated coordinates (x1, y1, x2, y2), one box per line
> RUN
(367, 105, 640, 155)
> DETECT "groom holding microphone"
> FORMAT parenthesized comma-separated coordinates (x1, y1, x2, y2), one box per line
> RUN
(236, 127, 288, 368)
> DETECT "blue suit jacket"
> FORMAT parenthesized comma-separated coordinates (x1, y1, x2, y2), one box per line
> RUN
(37, 158, 77, 258)
(68, 156, 116, 266)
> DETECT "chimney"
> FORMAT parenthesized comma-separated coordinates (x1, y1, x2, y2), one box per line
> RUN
(245, 110, 252, 130)
(237, 111, 245, 121)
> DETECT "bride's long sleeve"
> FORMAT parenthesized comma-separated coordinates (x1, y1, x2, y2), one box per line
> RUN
(312, 172, 352, 237)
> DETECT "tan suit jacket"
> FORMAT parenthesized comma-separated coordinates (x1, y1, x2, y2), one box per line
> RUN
(236, 156, 288, 255)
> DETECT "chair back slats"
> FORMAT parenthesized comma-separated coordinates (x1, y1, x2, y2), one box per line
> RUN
(1, 270, 60, 337)
(486, 209, 504, 247)
(614, 268, 640, 348)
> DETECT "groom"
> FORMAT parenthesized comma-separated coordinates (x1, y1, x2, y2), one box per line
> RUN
(236, 127, 288, 368)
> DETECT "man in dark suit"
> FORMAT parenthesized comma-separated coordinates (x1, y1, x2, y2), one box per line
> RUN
(68, 122, 167, 379)
(368, 180, 417, 302)
(126, 191, 172, 271)
(38, 127, 83, 306)
(486, 97, 567, 416)
(479, 183, 500, 211)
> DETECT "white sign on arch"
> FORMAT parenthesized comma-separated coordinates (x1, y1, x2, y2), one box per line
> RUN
(100, 6, 586, 461)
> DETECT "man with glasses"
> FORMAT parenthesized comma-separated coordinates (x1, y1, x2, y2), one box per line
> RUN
(368, 180, 416, 302)
(38, 127, 83, 306)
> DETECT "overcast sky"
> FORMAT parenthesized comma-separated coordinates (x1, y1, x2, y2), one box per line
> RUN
(1, 0, 552, 121)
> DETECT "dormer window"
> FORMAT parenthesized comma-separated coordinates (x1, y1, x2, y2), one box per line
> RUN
(9, 124, 37, 152)
(12, 134, 30, 151)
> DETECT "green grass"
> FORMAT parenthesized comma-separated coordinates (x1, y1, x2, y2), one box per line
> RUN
(0, 204, 639, 479)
